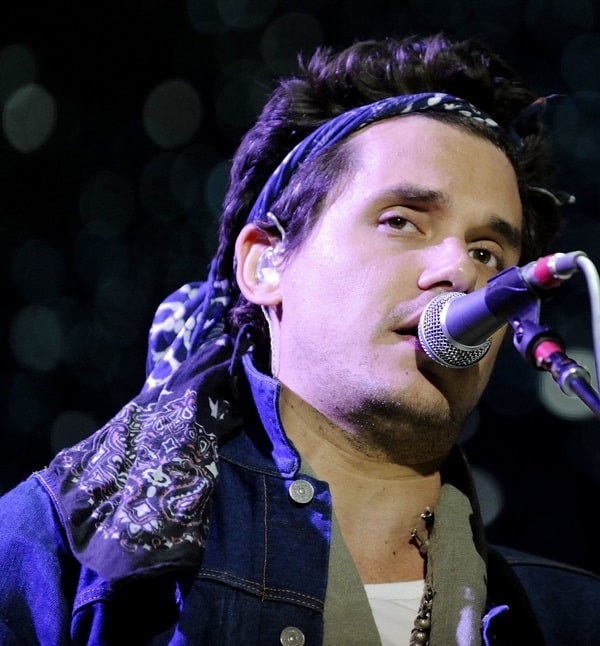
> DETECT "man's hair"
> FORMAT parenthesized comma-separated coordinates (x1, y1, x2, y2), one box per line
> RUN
(214, 33, 565, 353)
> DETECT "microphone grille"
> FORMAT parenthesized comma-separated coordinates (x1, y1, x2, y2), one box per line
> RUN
(417, 291, 492, 368)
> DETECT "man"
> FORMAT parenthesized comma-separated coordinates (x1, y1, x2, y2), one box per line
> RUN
(0, 33, 598, 645)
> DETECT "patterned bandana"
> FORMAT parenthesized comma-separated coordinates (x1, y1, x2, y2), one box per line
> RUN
(39, 272, 240, 584)
(37, 92, 542, 585)
(246, 92, 502, 226)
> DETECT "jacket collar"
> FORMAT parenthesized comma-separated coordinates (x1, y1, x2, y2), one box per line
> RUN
(218, 352, 301, 479)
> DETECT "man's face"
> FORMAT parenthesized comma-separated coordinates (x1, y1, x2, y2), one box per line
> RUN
(272, 115, 522, 459)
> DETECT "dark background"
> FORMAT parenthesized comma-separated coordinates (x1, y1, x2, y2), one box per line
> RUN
(1, 0, 600, 574)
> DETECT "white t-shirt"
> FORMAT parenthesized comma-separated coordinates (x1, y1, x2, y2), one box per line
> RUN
(364, 580, 424, 645)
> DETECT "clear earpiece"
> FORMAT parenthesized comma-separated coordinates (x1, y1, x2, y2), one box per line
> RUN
(256, 246, 280, 285)
(255, 211, 286, 285)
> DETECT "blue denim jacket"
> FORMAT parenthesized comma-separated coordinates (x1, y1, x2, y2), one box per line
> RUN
(0, 356, 598, 645)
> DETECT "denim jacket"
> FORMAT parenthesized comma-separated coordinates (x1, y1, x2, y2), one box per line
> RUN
(0, 356, 598, 645)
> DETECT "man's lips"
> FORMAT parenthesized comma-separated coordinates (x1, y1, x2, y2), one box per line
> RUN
(391, 312, 428, 353)
(392, 312, 423, 338)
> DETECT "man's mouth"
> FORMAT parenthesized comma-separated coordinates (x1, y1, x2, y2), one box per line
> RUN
(395, 326, 418, 337)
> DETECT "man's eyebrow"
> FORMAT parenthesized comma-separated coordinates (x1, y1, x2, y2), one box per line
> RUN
(486, 215, 522, 251)
(383, 184, 448, 205)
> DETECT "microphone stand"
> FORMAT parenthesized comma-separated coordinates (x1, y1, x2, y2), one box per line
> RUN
(510, 316, 600, 420)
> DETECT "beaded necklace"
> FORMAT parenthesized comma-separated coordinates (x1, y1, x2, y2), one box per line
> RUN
(409, 507, 435, 645)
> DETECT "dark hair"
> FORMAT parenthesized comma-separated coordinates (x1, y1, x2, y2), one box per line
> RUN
(214, 33, 565, 352)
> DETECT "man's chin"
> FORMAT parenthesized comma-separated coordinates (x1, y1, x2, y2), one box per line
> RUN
(341, 392, 466, 463)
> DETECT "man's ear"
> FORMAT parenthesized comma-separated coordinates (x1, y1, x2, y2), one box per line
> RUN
(234, 223, 283, 305)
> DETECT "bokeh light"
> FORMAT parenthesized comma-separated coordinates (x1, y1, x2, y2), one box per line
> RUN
(214, 60, 272, 133)
(187, 0, 280, 33)
(260, 13, 324, 75)
(562, 33, 600, 92)
(143, 79, 203, 149)
(537, 346, 598, 420)
(10, 239, 65, 304)
(79, 171, 135, 238)
(0, 43, 36, 103)
(9, 305, 63, 372)
(3, 83, 56, 153)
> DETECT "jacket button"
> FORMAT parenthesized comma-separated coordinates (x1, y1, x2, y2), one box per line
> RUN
(288, 479, 315, 504)
(280, 626, 305, 645)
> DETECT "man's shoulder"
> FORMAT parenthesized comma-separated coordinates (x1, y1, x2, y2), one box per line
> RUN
(0, 473, 52, 511)
(489, 543, 600, 583)
(488, 542, 600, 643)
(0, 471, 69, 548)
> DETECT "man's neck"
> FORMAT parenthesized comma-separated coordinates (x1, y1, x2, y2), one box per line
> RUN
(278, 385, 444, 583)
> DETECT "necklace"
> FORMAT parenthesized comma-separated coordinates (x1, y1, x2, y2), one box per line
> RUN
(409, 507, 434, 646)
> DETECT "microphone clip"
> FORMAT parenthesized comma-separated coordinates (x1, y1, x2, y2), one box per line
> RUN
(510, 317, 600, 419)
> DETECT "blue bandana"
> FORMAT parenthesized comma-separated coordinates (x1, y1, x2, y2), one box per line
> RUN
(246, 92, 502, 225)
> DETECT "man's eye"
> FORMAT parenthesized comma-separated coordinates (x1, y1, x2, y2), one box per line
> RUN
(469, 248, 500, 269)
(382, 216, 418, 232)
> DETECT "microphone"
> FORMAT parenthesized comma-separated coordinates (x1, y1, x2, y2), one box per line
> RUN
(417, 251, 585, 368)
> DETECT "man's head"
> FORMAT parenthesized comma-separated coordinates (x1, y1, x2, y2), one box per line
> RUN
(234, 111, 522, 461)
(215, 34, 565, 361)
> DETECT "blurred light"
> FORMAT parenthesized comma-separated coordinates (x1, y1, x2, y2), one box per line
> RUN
(554, 93, 590, 150)
(143, 79, 202, 149)
(260, 13, 324, 76)
(71, 229, 131, 287)
(79, 171, 135, 238)
(50, 410, 98, 454)
(3, 83, 56, 152)
(139, 152, 182, 221)
(216, 0, 257, 28)
(204, 160, 229, 217)
(471, 0, 522, 24)
(409, 0, 472, 26)
(471, 466, 505, 526)
(7, 372, 42, 432)
(93, 278, 149, 347)
(9, 305, 63, 371)
(0, 43, 36, 103)
(220, 0, 280, 29)
(554, 0, 596, 28)
(171, 143, 227, 216)
(187, 0, 278, 32)
(171, 150, 205, 212)
(10, 238, 65, 303)
(561, 33, 600, 91)
(524, 1, 590, 48)
(552, 92, 600, 191)
(536, 346, 598, 420)
(214, 61, 269, 131)
(187, 0, 228, 32)
(61, 316, 109, 390)
(146, 218, 216, 286)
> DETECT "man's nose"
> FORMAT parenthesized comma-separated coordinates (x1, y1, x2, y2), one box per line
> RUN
(417, 237, 478, 294)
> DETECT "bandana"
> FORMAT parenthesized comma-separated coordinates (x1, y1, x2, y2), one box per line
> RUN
(38, 92, 555, 585)
(39, 266, 240, 584)
(246, 92, 502, 225)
